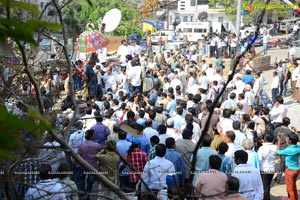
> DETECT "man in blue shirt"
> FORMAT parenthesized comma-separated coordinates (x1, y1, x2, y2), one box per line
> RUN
(116, 130, 132, 190)
(277, 132, 300, 200)
(192, 134, 217, 184)
(165, 137, 186, 187)
(242, 70, 255, 85)
(167, 93, 176, 117)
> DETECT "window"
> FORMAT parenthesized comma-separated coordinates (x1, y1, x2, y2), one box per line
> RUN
(48, 9, 55, 16)
(197, 0, 209, 5)
(218, 17, 224, 23)
(190, 0, 196, 6)
(183, 16, 188, 22)
(194, 28, 207, 33)
(183, 28, 193, 33)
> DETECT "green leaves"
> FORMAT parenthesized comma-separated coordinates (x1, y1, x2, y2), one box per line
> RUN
(0, 106, 52, 159)
(25, 19, 62, 31)
(0, 18, 36, 44)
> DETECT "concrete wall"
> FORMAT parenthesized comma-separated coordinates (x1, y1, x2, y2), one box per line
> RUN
(107, 36, 126, 53)
(253, 55, 271, 71)
(203, 55, 271, 78)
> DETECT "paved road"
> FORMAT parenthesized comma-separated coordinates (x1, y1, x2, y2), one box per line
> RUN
(256, 44, 300, 131)
(256, 40, 300, 199)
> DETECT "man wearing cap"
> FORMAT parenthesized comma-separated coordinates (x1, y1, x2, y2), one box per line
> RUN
(244, 84, 255, 107)
(277, 132, 300, 200)
(166, 118, 181, 141)
(234, 74, 246, 95)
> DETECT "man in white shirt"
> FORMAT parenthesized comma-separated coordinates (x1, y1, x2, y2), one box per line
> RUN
(25, 164, 66, 199)
(96, 47, 107, 65)
(253, 72, 263, 97)
(235, 74, 246, 94)
(68, 121, 85, 153)
(127, 59, 142, 93)
(103, 66, 118, 92)
(198, 72, 210, 90)
(170, 73, 183, 92)
(117, 40, 129, 64)
(144, 119, 159, 141)
(205, 64, 216, 82)
(141, 144, 176, 198)
(271, 71, 280, 104)
(270, 96, 288, 128)
(218, 109, 234, 134)
(224, 131, 241, 159)
(39, 135, 66, 171)
(262, 31, 271, 56)
(258, 133, 277, 200)
(232, 150, 264, 200)
(288, 44, 296, 61)
(244, 84, 256, 107)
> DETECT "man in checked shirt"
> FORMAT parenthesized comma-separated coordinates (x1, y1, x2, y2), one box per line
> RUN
(119, 137, 148, 193)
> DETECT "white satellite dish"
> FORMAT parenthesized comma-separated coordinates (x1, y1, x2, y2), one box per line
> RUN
(102, 8, 122, 33)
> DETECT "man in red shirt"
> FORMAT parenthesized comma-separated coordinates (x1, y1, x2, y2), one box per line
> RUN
(119, 138, 148, 191)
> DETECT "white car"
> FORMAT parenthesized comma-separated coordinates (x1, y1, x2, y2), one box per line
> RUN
(151, 30, 173, 44)
(162, 42, 187, 53)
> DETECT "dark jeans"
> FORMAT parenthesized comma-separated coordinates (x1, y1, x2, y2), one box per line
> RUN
(143, 189, 159, 200)
(210, 46, 216, 57)
(131, 84, 142, 94)
(89, 83, 97, 97)
(119, 175, 130, 191)
(72, 165, 85, 193)
(271, 88, 278, 104)
(86, 174, 95, 193)
(261, 173, 274, 200)
(96, 83, 103, 99)
(76, 76, 83, 90)
(230, 47, 236, 58)
(275, 155, 286, 182)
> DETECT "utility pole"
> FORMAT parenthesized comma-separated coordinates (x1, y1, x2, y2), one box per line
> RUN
(236, 0, 242, 46)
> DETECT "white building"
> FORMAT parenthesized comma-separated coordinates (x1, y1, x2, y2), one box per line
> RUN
(176, 0, 235, 32)
(16, 0, 62, 23)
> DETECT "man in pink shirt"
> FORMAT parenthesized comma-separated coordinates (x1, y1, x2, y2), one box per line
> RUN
(194, 155, 227, 200)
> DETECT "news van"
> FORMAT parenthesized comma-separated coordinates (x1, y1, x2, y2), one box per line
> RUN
(176, 21, 211, 43)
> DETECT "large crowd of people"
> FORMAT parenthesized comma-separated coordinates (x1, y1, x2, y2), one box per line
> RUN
(4, 28, 300, 200)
